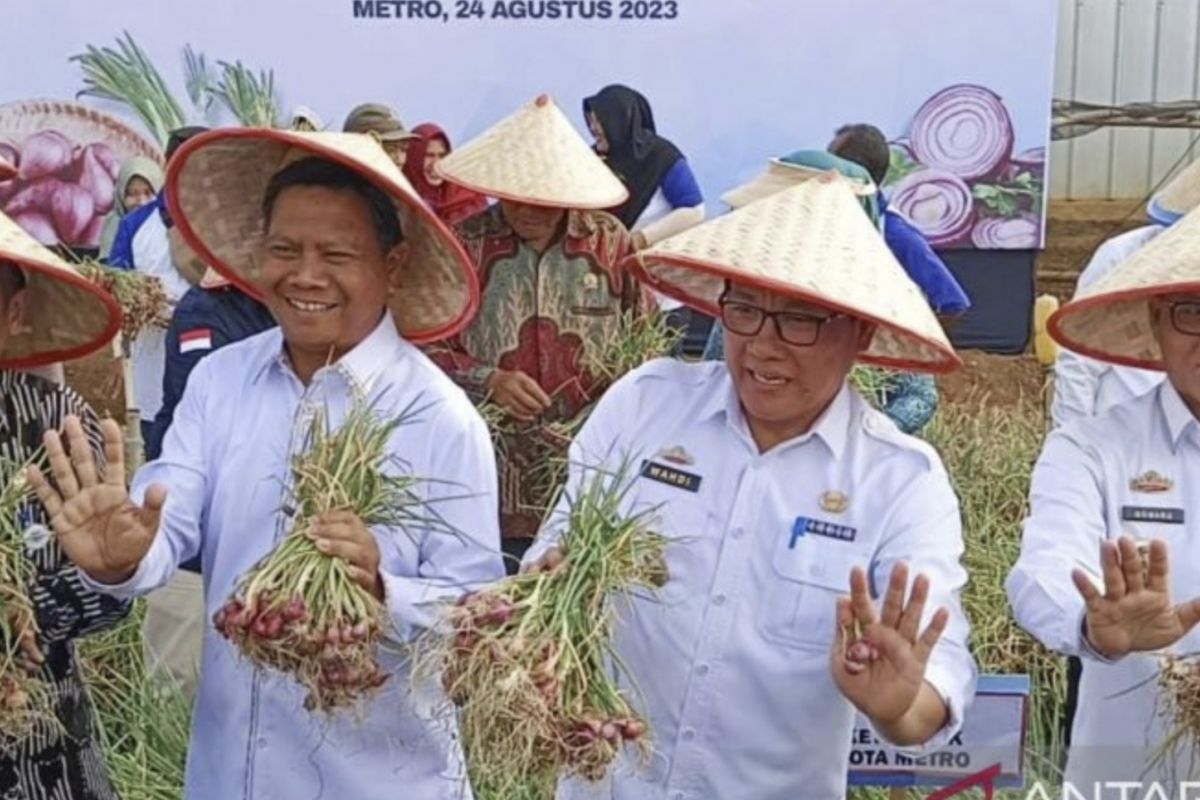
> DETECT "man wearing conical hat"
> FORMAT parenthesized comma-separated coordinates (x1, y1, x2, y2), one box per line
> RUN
(1051, 160, 1200, 429)
(1008, 205, 1200, 794)
(0, 212, 129, 799)
(26, 128, 504, 799)
(428, 95, 644, 564)
(526, 179, 976, 799)
(1046, 160, 1200, 428)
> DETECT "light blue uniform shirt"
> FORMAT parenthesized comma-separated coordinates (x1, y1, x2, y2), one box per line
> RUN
(86, 314, 504, 799)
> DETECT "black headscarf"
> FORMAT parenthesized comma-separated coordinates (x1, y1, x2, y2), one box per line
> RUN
(583, 85, 682, 228)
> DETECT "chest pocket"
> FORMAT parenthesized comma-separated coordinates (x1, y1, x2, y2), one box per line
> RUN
(630, 484, 718, 608)
(759, 522, 871, 651)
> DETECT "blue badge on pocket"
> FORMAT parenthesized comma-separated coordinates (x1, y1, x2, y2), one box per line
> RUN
(789, 516, 857, 549)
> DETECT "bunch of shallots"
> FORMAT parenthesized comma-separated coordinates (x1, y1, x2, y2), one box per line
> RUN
(0, 459, 54, 753)
(428, 463, 668, 799)
(1152, 654, 1200, 772)
(77, 261, 171, 342)
(214, 401, 449, 713)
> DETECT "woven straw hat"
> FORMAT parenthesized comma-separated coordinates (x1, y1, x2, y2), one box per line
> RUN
(165, 128, 478, 343)
(1149, 158, 1200, 226)
(629, 178, 959, 373)
(0, 156, 14, 182)
(0, 211, 120, 368)
(722, 157, 876, 210)
(438, 94, 628, 209)
(1049, 204, 1200, 369)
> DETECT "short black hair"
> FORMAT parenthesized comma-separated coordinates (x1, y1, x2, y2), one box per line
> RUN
(260, 158, 404, 254)
(0, 262, 26, 302)
(830, 123, 890, 186)
(165, 126, 210, 163)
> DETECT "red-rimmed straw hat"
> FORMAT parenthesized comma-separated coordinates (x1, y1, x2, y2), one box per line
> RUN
(165, 128, 479, 343)
(627, 178, 960, 374)
(0, 211, 121, 368)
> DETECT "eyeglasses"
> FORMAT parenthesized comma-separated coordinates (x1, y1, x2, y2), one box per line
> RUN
(1166, 301, 1200, 336)
(718, 293, 842, 346)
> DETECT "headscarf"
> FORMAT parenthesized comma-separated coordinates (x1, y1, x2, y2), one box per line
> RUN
(777, 149, 881, 228)
(98, 156, 165, 258)
(402, 123, 489, 226)
(583, 85, 683, 229)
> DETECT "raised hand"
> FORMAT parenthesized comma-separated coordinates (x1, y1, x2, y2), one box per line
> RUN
(1074, 536, 1200, 659)
(25, 416, 165, 585)
(831, 563, 949, 735)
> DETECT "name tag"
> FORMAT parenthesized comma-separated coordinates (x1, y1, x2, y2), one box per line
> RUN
(790, 516, 858, 548)
(639, 460, 702, 493)
(1121, 506, 1185, 525)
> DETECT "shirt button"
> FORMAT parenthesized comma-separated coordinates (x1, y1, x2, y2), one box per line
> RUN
(712, 594, 727, 606)
(682, 728, 696, 742)
(672, 793, 685, 800)
(696, 664, 710, 677)
(731, 528, 744, 540)
(257, 737, 268, 750)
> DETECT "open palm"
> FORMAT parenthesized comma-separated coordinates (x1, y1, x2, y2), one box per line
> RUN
(26, 416, 165, 585)
(831, 563, 948, 725)
(1074, 537, 1200, 659)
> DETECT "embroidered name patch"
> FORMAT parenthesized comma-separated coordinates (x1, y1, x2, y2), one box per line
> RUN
(789, 516, 857, 548)
(1121, 506, 1185, 524)
(639, 460, 702, 493)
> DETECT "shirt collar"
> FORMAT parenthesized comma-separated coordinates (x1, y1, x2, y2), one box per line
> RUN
(252, 312, 407, 394)
(1159, 379, 1198, 452)
(697, 365, 852, 459)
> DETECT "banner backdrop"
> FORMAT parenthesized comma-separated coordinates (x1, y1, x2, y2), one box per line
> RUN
(1, 0, 1057, 250)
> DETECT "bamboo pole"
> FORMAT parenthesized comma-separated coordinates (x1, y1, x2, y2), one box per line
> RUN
(116, 335, 143, 475)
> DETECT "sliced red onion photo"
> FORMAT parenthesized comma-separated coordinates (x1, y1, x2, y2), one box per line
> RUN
(890, 138, 916, 161)
(971, 215, 1041, 249)
(1010, 147, 1045, 172)
(890, 169, 975, 248)
(911, 84, 1014, 181)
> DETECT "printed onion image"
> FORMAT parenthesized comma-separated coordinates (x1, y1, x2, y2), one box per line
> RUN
(0, 100, 162, 247)
(890, 169, 975, 248)
(971, 215, 1040, 249)
(910, 84, 1014, 182)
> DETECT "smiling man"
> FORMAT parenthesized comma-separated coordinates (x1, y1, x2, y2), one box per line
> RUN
(428, 95, 643, 564)
(526, 178, 976, 800)
(1008, 204, 1200, 796)
(27, 129, 503, 799)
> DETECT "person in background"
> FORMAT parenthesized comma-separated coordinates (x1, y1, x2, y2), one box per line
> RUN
(289, 105, 325, 132)
(429, 95, 642, 568)
(527, 178, 974, 800)
(1007, 206, 1200, 794)
(0, 211, 128, 800)
(139, 266, 276, 696)
(98, 156, 164, 260)
(108, 126, 209, 450)
(343, 102, 419, 170)
(828, 123, 971, 320)
(402, 123, 488, 226)
(705, 150, 943, 435)
(584, 84, 707, 352)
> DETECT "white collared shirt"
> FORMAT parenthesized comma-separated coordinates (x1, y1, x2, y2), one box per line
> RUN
(1008, 381, 1200, 789)
(86, 314, 504, 799)
(1051, 226, 1165, 428)
(527, 359, 976, 800)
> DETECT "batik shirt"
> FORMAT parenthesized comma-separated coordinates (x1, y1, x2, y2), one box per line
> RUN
(429, 205, 641, 537)
(0, 371, 130, 800)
